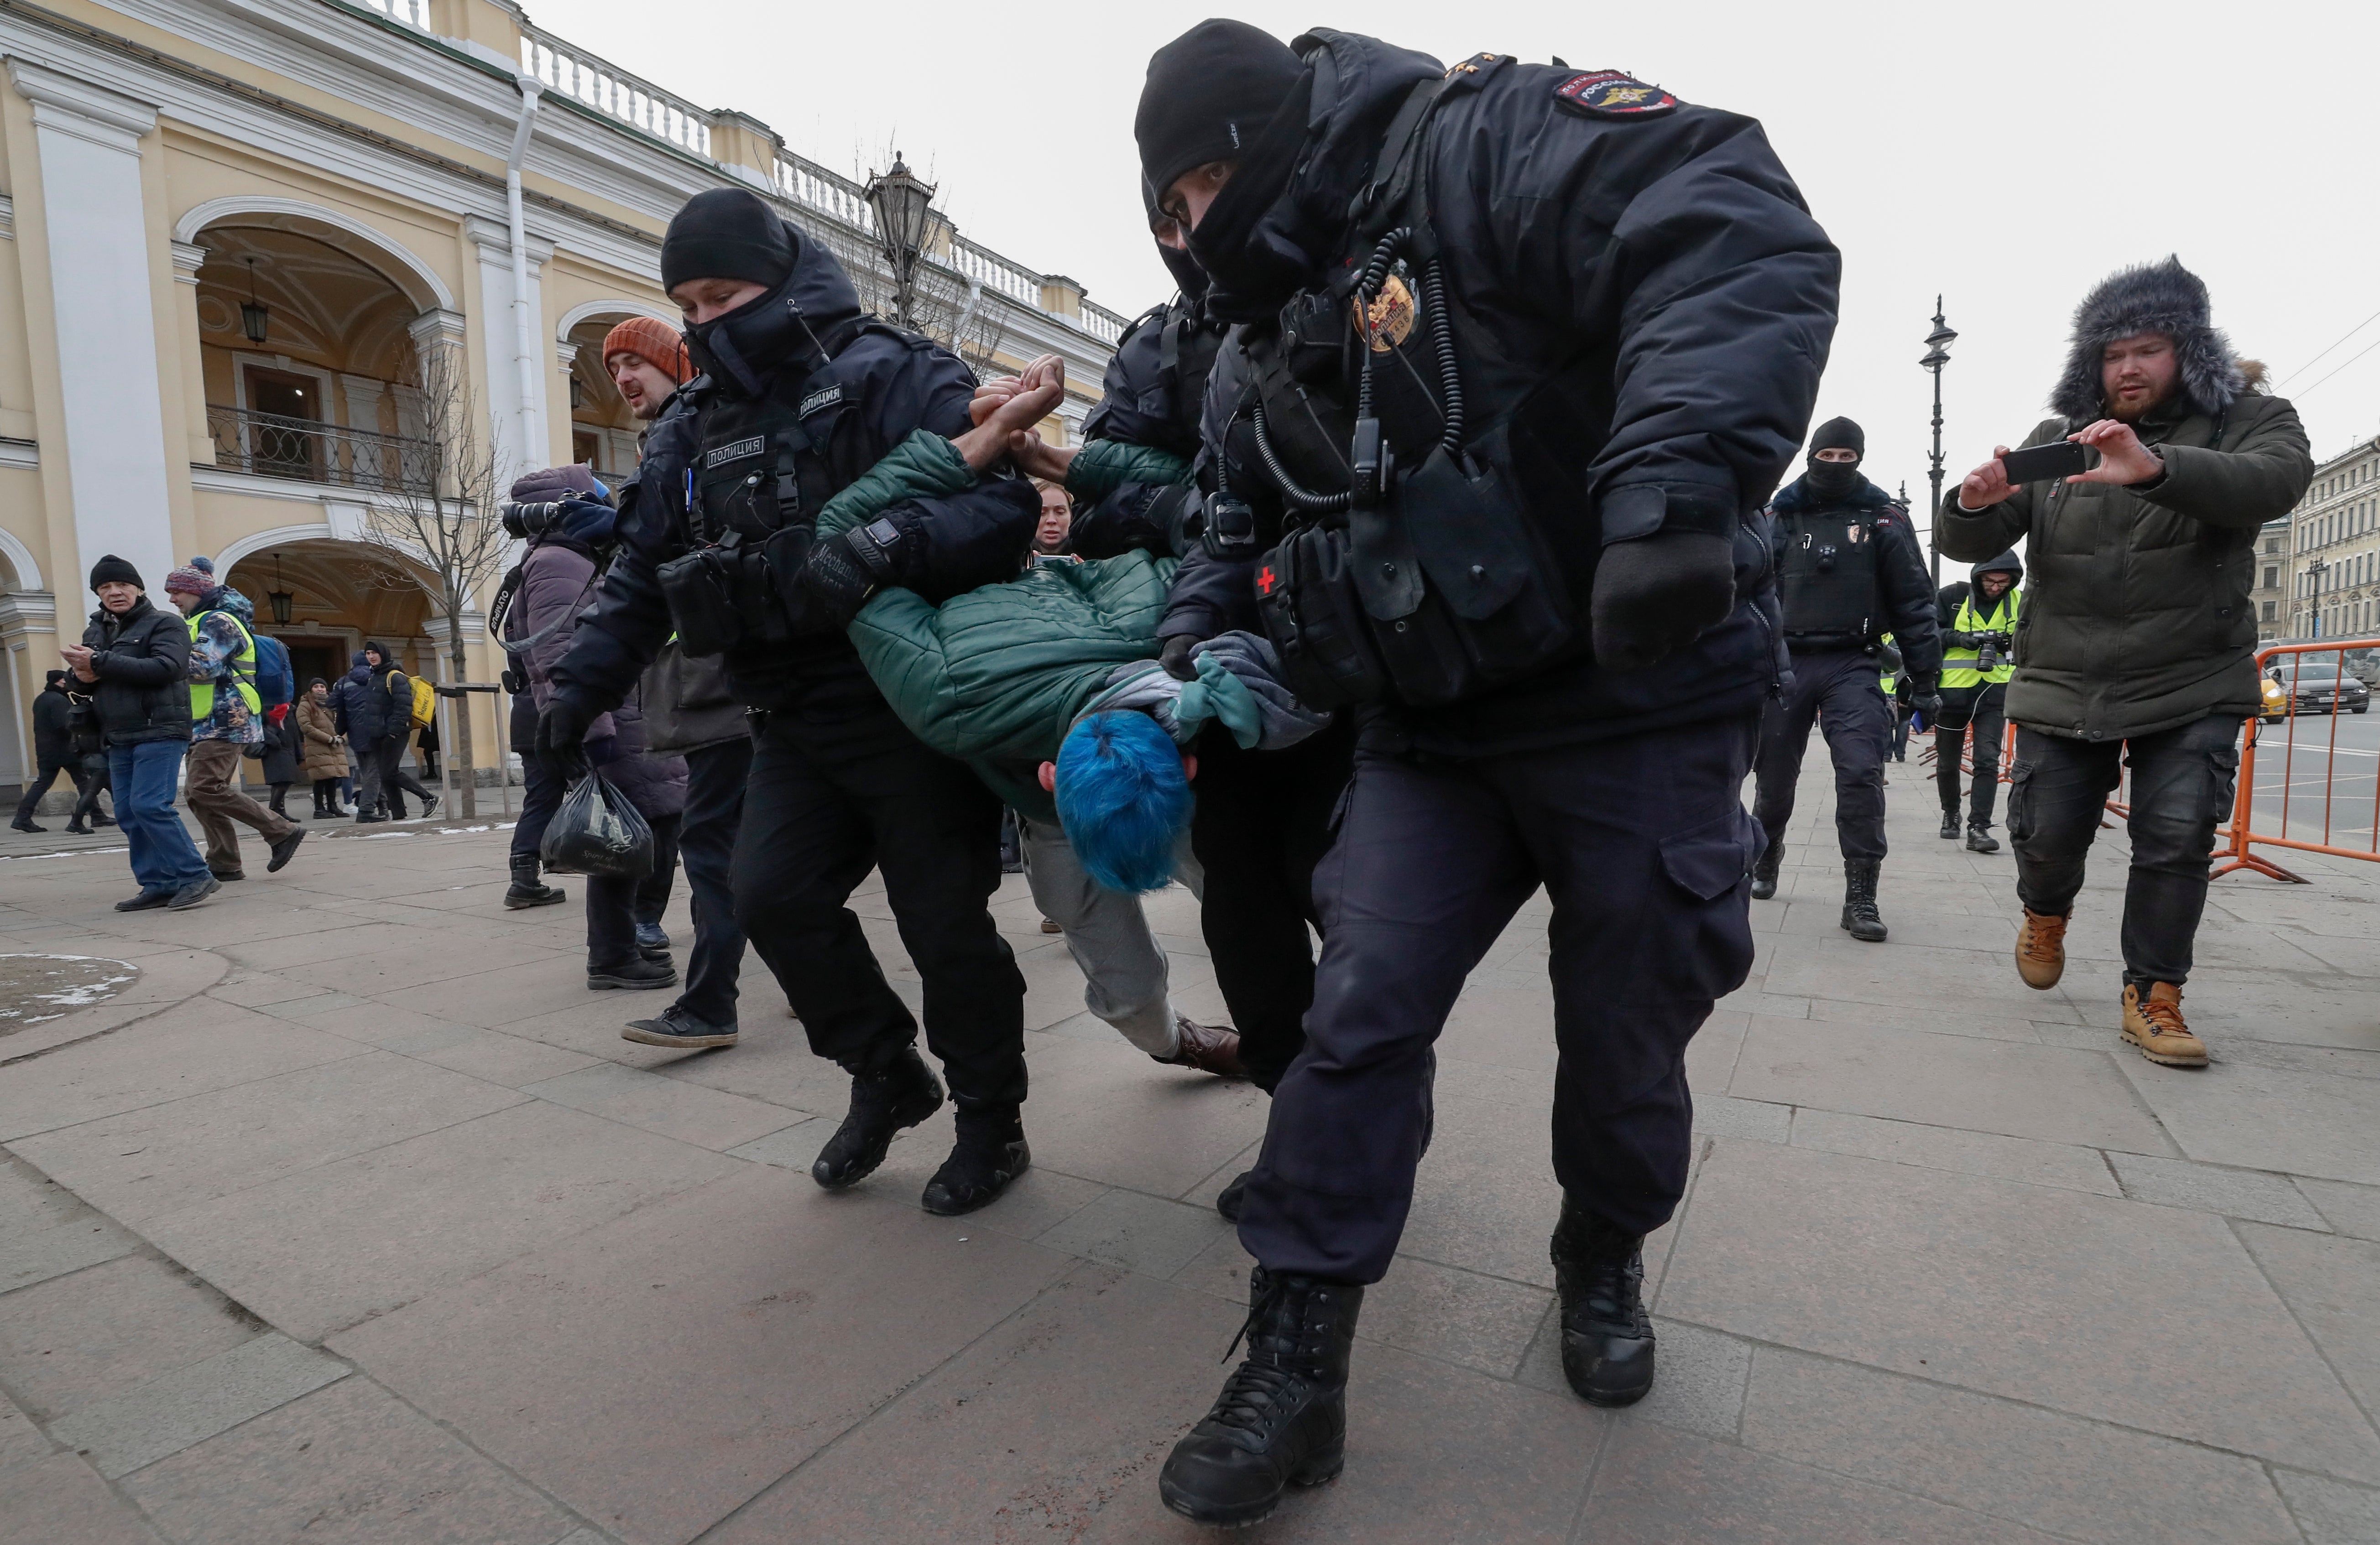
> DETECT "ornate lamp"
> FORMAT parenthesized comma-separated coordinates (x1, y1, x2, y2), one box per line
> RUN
(266, 552, 294, 627)
(241, 257, 271, 346)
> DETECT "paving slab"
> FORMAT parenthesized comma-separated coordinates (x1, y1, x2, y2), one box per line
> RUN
(119, 1376, 579, 1545)
(2118, 1054, 2380, 1185)
(520, 1062, 801, 1151)
(1398, 1091, 1566, 1290)
(48, 1332, 349, 1480)
(2236, 1223, 2380, 1439)
(0, 1253, 261, 1423)
(141, 1100, 740, 1341)
(2275, 1471, 2380, 1545)
(2106, 1150, 2334, 1229)
(0, 1383, 54, 1475)
(329, 1165, 1069, 1545)
(0, 1451, 168, 1543)
(2297, 1176, 2380, 1242)
(1001, 1033, 1269, 1197)
(14, 1051, 527, 1226)
(1660, 1140, 2380, 1482)
(1738, 1343, 2301, 1545)
(1730, 1015, 2177, 1151)
(1788, 1107, 2121, 1195)
(1037, 1186, 1232, 1279)
(374, 1020, 603, 1087)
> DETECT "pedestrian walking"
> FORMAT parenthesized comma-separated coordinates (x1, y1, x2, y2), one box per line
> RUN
(1942, 256, 2312, 1068)
(160, 563, 304, 882)
(1933, 552, 2023, 851)
(10, 670, 83, 833)
(60, 557, 217, 910)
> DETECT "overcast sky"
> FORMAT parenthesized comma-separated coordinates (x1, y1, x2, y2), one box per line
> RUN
(550, 0, 2380, 543)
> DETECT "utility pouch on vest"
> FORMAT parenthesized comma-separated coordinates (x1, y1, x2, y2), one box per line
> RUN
(1256, 521, 1392, 709)
(658, 540, 747, 657)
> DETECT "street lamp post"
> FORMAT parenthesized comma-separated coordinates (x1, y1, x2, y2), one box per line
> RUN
(863, 152, 939, 331)
(2308, 557, 2329, 637)
(1920, 298, 1957, 588)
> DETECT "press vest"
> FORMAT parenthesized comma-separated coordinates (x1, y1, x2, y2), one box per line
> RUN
(1942, 588, 2022, 688)
(1774, 505, 1884, 645)
(186, 609, 260, 723)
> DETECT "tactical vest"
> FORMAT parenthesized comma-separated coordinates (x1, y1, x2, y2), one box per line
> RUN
(1942, 588, 2021, 688)
(186, 609, 260, 723)
(1231, 73, 1577, 710)
(1122, 301, 1226, 459)
(655, 362, 862, 659)
(1773, 505, 1884, 647)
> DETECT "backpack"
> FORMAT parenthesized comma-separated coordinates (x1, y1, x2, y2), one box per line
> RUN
(250, 633, 295, 710)
(386, 671, 437, 730)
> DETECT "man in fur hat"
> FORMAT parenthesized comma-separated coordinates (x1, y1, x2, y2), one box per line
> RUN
(1942, 256, 2312, 1068)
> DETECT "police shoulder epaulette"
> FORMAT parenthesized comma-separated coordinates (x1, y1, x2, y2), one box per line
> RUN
(1553, 69, 1679, 120)
(798, 384, 844, 419)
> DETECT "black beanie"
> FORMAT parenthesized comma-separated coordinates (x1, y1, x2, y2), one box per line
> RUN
(88, 553, 142, 591)
(660, 189, 795, 292)
(1136, 21, 1305, 211)
(1809, 416, 1865, 460)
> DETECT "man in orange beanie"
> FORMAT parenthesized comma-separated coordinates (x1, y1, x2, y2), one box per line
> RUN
(602, 316, 693, 422)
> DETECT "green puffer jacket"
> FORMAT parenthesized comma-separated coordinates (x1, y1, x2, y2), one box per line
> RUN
(1064, 439, 1192, 502)
(1938, 392, 2311, 742)
(819, 431, 1179, 819)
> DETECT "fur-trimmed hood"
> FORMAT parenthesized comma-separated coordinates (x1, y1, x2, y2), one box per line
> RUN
(2050, 256, 2247, 423)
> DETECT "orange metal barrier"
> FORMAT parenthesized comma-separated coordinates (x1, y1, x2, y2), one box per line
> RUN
(2212, 639, 2380, 884)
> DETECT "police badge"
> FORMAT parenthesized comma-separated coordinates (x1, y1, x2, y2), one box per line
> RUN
(1353, 272, 1417, 354)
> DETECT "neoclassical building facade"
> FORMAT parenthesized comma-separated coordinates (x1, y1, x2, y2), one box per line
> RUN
(0, 0, 1130, 784)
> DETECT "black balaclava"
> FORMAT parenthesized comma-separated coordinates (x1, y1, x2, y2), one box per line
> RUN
(662, 190, 816, 396)
(1184, 72, 1315, 320)
(1136, 21, 1305, 212)
(1805, 416, 1865, 501)
(1143, 175, 1208, 301)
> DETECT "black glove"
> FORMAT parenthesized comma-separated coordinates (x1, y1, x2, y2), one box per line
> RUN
(1590, 531, 1735, 673)
(1910, 674, 1943, 718)
(1159, 634, 1200, 682)
(801, 517, 905, 629)
(534, 697, 594, 774)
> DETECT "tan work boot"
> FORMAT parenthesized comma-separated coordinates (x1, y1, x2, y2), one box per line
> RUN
(2122, 983, 2208, 1068)
(2014, 907, 2069, 989)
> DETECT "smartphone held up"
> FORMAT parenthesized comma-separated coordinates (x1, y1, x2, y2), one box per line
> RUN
(1998, 441, 2097, 484)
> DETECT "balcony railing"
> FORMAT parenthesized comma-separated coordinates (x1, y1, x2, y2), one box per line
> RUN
(519, 24, 711, 157)
(206, 405, 438, 495)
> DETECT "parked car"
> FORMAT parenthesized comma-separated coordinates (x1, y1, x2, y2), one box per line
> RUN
(2267, 658, 2373, 715)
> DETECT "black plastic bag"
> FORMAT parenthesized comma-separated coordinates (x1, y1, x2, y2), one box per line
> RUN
(540, 768, 653, 878)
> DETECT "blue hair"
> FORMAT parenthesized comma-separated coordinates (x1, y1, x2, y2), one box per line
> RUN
(1054, 710, 1191, 895)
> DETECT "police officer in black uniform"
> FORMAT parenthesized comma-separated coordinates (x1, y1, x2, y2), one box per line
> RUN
(1130, 24, 1839, 1525)
(542, 189, 1042, 1216)
(1747, 418, 1942, 941)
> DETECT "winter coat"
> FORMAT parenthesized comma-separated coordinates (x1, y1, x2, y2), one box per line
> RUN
(1940, 393, 2311, 741)
(547, 213, 1036, 724)
(602, 677, 688, 822)
(510, 534, 616, 743)
(77, 596, 193, 747)
(1764, 473, 1942, 674)
(826, 431, 1179, 819)
(295, 693, 346, 779)
(334, 651, 412, 747)
(1162, 32, 1839, 758)
(259, 708, 300, 785)
(31, 682, 72, 762)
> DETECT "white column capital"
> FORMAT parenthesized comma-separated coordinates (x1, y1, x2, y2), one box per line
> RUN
(6, 60, 157, 151)
(555, 340, 580, 368)
(170, 240, 208, 283)
(462, 213, 552, 268)
(407, 308, 467, 351)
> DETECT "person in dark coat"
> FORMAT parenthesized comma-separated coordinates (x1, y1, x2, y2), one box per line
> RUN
(10, 670, 83, 832)
(59, 556, 215, 909)
(335, 644, 434, 822)
(258, 702, 301, 818)
(1131, 25, 1839, 1520)
(66, 685, 115, 834)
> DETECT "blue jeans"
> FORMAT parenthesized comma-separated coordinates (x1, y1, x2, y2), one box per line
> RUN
(109, 739, 209, 895)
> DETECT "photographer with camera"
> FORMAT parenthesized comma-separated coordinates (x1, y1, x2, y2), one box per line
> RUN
(1931, 551, 2022, 852)
(543, 188, 1045, 1217)
(1748, 419, 1941, 941)
(1943, 257, 2312, 1068)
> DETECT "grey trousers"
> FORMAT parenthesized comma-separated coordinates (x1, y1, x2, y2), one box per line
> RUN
(1018, 815, 1203, 1057)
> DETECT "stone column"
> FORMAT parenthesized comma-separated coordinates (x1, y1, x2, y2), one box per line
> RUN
(462, 216, 552, 483)
(5, 61, 173, 598)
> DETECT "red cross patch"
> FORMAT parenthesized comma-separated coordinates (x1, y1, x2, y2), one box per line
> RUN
(1258, 566, 1279, 596)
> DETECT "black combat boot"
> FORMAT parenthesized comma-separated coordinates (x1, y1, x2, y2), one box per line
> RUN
(1215, 1170, 1251, 1222)
(1965, 820, 2001, 854)
(811, 1046, 945, 1190)
(503, 855, 566, 910)
(1749, 843, 1781, 901)
(1159, 1268, 1364, 1526)
(1550, 1198, 1656, 1406)
(920, 1113, 1031, 1216)
(1840, 858, 1888, 942)
(1938, 808, 1961, 840)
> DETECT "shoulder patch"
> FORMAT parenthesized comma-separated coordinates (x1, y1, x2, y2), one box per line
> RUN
(799, 384, 845, 418)
(704, 436, 765, 469)
(1554, 70, 1678, 120)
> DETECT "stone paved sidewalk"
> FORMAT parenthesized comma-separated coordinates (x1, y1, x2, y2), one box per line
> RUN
(0, 757, 2376, 1544)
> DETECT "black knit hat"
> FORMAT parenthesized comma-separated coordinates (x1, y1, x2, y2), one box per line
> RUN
(1136, 20, 1305, 211)
(88, 553, 142, 591)
(660, 189, 795, 292)
(1809, 416, 1865, 460)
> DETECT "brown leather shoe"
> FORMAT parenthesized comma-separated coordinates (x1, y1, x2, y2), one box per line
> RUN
(1040, 917, 1064, 934)
(2122, 983, 2208, 1068)
(2014, 907, 2069, 989)
(1157, 1016, 1245, 1078)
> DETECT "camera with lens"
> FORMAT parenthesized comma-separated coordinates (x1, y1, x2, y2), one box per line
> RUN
(501, 500, 568, 540)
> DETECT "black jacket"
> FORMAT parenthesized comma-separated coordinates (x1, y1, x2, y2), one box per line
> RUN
(1065, 295, 1224, 559)
(551, 221, 1033, 722)
(1164, 33, 1839, 755)
(31, 682, 72, 762)
(334, 652, 410, 745)
(259, 713, 300, 785)
(76, 597, 192, 747)
(1765, 473, 1942, 674)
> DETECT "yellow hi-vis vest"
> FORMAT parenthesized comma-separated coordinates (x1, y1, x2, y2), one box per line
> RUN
(186, 609, 261, 723)
(1942, 588, 2021, 689)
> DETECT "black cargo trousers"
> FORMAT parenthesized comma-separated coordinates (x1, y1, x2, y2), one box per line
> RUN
(1236, 711, 1761, 1284)
(1752, 648, 1892, 864)
(1933, 682, 2008, 829)
(731, 704, 1027, 1138)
